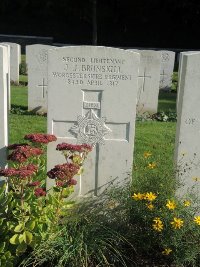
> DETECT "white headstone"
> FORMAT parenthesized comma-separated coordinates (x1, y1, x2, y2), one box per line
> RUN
(176, 51, 198, 111)
(0, 45, 8, 178)
(2, 42, 21, 84)
(159, 50, 175, 91)
(0, 44, 11, 110)
(47, 46, 140, 197)
(175, 52, 200, 195)
(130, 50, 161, 115)
(26, 44, 55, 113)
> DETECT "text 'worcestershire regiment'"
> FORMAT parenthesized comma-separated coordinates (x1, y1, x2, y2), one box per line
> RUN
(51, 56, 132, 87)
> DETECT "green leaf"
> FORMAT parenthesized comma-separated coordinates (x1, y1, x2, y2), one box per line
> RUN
(14, 223, 24, 233)
(24, 192, 32, 201)
(26, 220, 36, 231)
(10, 234, 19, 245)
(52, 186, 60, 192)
(23, 216, 30, 223)
(6, 194, 13, 204)
(16, 243, 27, 256)
(23, 231, 33, 245)
(0, 219, 5, 226)
(0, 184, 6, 195)
(62, 188, 73, 198)
(0, 242, 5, 253)
(18, 234, 24, 244)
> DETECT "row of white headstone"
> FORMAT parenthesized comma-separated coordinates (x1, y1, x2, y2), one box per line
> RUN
(1, 45, 199, 197)
(26, 45, 175, 115)
(0, 42, 21, 85)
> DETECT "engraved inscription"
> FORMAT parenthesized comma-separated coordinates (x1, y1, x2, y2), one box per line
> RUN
(51, 56, 132, 87)
(161, 52, 170, 62)
(185, 118, 200, 125)
(160, 69, 168, 85)
(83, 101, 100, 110)
(37, 49, 48, 64)
(141, 55, 154, 63)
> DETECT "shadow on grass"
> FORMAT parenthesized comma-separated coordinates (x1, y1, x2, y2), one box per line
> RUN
(11, 104, 46, 117)
(158, 91, 177, 112)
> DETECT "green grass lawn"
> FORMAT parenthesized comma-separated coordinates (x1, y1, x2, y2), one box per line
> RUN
(21, 54, 26, 63)
(11, 85, 28, 108)
(19, 74, 28, 83)
(158, 91, 177, 112)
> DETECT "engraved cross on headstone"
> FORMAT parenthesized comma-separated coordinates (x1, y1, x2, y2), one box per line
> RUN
(37, 78, 47, 98)
(53, 89, 130, 196)
(160, 69, 168, 86)
(138, 67, 151, 92)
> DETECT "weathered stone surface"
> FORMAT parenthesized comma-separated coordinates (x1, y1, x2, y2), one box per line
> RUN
(26, 44, 55, 113)
(47, 46, 140, 197)
(0, 45, 8, 180)
(2, 42, 21, 84)
(159, 50, 175, 91)
(130, 50, 161, 115)
(175, 52, 200, 195)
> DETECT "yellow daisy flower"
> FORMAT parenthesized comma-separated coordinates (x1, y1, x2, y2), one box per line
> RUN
(162, 248, 172, 255)
(166, 200, 176, 210)
(147, 162, 156, 169)
(152, 217, 164, 232)
(143, 151, 152, 159)
(170, 217, 184, 229)
(183, 200, 191, 207)
(132, 192, 144, 201)
(145, 192, 157, 201)
(194, 216, 200, 226)
(146, 203, 154, 210)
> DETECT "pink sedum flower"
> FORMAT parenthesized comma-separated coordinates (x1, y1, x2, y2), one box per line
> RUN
(24, 133, 57, 144)
(47, 163, 80, 181)
(34, 187, 46, 197)
(0, 164, 38, 179)
(56, 143, 92, 153)
(8, 145, 43, 163)
(28, 181, 41, 187)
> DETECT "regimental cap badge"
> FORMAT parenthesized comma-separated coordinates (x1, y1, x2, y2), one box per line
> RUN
(70, 109, 111, 146)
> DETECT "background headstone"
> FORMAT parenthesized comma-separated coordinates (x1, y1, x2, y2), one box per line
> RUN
(0, 34, 53, 53)
(2, 42, 21, 84)
(47, 46, 140, 197)
(159, 50, 175, 91)
(0, 45, 8, 180)
(0, 43, 11, 110)
(26, 44, 55, 113)
(175, 52, 200, 195)
(130, 50, 161, 115)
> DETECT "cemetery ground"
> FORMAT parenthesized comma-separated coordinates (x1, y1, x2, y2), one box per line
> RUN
(5, 74, 200, 266)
